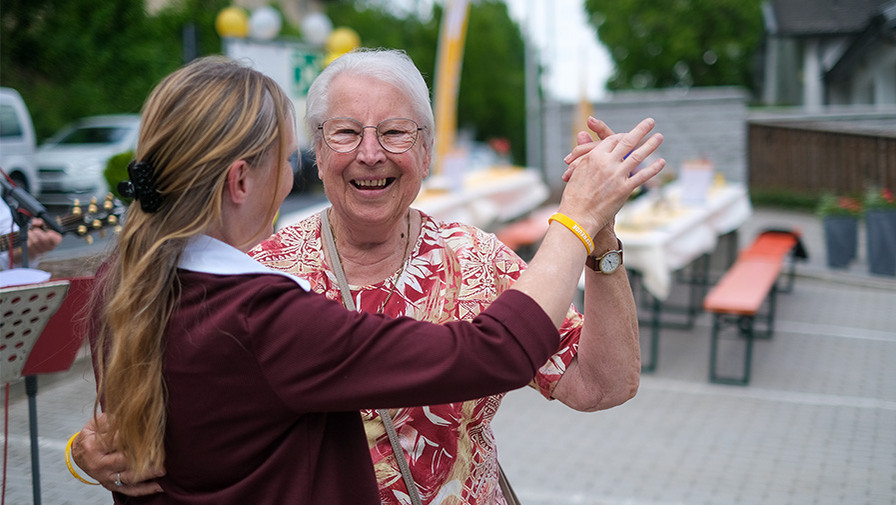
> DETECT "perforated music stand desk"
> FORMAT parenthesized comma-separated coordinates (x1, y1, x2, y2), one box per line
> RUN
(2, 278, 91, 505)
(21, 277, 94, 377)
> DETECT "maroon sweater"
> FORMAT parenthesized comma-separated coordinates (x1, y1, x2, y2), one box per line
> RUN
(93, 269, 557, 504)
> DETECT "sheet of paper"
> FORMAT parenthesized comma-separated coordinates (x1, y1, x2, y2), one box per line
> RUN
(679, 159, 714, 205)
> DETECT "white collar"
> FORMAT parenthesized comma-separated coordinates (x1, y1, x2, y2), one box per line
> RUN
(179, 235, 310, 291)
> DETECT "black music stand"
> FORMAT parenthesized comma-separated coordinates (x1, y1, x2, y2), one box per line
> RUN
(3, 182, 93, 504)
(1, 279, 70, 505)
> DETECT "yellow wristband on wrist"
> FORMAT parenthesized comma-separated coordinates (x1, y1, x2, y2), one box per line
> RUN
(65, 432, 100, 485)
(548, 213, 594, 255)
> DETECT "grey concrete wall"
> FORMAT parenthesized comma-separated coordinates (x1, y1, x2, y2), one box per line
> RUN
(539, 87, 750, 199)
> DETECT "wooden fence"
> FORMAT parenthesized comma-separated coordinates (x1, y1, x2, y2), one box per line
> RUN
(748, 120, 896, 196)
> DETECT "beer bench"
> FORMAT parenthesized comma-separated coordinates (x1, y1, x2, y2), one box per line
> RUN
(703, 230, 806, 385)
(494, 206, 555, 259)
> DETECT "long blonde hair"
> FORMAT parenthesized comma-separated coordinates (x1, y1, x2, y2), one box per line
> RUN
(93, 56, 294, 477)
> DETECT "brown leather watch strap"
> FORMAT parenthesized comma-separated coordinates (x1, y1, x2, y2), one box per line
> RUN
(585, 237, 623, 273)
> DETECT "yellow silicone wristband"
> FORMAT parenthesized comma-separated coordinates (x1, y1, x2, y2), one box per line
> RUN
(65, 432, 101, 485)
(548, 213, 594, 255)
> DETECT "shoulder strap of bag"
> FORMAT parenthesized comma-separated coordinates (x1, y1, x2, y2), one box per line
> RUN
(498, 462, 522, 505)
(319, 209, 424, 505)
(377, 408, 423, 505)
(320, 209, 356, 311)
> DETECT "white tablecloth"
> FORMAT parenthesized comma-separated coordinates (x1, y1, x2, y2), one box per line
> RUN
(614, 182, 752, 300)
(276, 167, 548, 232)
(411, 167, 548, 228)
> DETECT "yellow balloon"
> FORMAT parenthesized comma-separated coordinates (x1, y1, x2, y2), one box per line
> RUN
(325, 27, 361, 55)
(216, 6, 249, 38)
(324, 52, 342, 67)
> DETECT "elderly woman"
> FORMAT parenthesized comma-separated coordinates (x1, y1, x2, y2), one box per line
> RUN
(257, 48, 655, 504)
(73, 49, 664, 504)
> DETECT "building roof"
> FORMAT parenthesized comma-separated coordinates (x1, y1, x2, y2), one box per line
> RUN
(767, 0, 892, 36)
(825, 1, 896, 82)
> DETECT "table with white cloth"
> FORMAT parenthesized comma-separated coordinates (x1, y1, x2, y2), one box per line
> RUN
(613, 182, 753, 371)
(411, 167, 549, 229)
(276, 166, 549, 232)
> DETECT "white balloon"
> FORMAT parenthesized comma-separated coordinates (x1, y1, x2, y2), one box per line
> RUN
(302, 12, 333, 46)
(249, 6, 282, 41)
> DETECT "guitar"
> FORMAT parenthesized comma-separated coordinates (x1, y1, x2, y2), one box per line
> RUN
(1, 194, 125, 253)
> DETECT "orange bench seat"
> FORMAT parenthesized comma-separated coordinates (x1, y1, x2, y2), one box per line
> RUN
(740, 231, 800, 260)
(704, 258, 783, 316)
(493, 206, 556, 253)
(495, 218, 549, 251)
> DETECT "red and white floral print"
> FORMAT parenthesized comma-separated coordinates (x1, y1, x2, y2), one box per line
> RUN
(252, 211, 583, 505)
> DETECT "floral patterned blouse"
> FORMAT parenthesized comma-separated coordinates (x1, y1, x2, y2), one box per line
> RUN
(251, 210, 583, 505)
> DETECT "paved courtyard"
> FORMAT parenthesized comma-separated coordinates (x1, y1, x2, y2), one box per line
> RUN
(2, 207, 895, 505)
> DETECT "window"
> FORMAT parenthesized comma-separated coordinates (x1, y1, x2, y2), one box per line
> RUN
(56, 126, 131, 145)
(0, 104, 23, 138)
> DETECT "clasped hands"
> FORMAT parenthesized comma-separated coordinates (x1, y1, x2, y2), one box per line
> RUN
(556, 116, 665, 246)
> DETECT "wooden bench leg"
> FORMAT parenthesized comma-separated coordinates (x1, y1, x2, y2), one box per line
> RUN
(755, 282, 779, 339)
(643, 294, 660, 373)
(709, 313, 755, 386)
(686, 253, 711, 328)
(649, 254, 711, 331)
(777, 252, 797, 294)
(766, 283, 778, 337)
(631, 270, 659, 373)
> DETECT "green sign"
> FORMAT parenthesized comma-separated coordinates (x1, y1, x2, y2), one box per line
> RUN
(292, 50, 323, 97)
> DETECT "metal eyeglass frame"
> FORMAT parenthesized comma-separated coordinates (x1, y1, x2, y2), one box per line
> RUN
(318, 117, 423, 154)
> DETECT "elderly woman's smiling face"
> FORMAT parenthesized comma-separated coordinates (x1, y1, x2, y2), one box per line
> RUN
(316, 74, 431, 229)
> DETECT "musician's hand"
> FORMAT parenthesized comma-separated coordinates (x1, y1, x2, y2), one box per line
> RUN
(26, 218, 62, 258)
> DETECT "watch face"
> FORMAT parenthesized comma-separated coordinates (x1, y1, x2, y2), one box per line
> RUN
(600, 252, 621, 273)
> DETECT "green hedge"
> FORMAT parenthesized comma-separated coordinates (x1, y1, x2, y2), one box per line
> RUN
(104, 151, 134, 203)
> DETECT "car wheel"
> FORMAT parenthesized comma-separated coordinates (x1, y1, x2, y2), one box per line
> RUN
(9, 172, 30, 193)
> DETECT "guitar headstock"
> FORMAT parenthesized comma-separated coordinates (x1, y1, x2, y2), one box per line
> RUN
(0, 194, 127, 253)
(65, 194, 125, 244)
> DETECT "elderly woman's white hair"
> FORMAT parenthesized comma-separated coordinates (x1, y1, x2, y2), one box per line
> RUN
(305, 48, 435, 153)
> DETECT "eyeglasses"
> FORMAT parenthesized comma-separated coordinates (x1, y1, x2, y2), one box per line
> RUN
(318, 117, 422, 154)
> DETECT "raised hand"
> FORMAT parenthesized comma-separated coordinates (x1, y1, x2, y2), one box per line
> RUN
(556, 117, 665, 236)
(562, 116, 618, 182)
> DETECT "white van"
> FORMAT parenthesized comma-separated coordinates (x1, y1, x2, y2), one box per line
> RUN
(0, 87, 40, 195)
(36, 114, 140, 206)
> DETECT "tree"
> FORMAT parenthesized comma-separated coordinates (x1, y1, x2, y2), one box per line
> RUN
(0, 0, 229, 141)
(458, 1, 527, 164)
(1, 0, 529, 163)
(583, 0, 764, 91)
(326, 1, 529, 164)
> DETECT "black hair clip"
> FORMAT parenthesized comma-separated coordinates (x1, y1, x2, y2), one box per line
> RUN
(118, 160, 163, 213)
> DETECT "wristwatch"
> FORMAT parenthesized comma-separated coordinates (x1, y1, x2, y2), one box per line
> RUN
(585, 238, 623, 274)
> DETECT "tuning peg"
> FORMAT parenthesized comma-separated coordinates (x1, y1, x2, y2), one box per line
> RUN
(107, 215, 118, 225)
(92, 219, 102, 229)
(77, 225, 87, 236)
